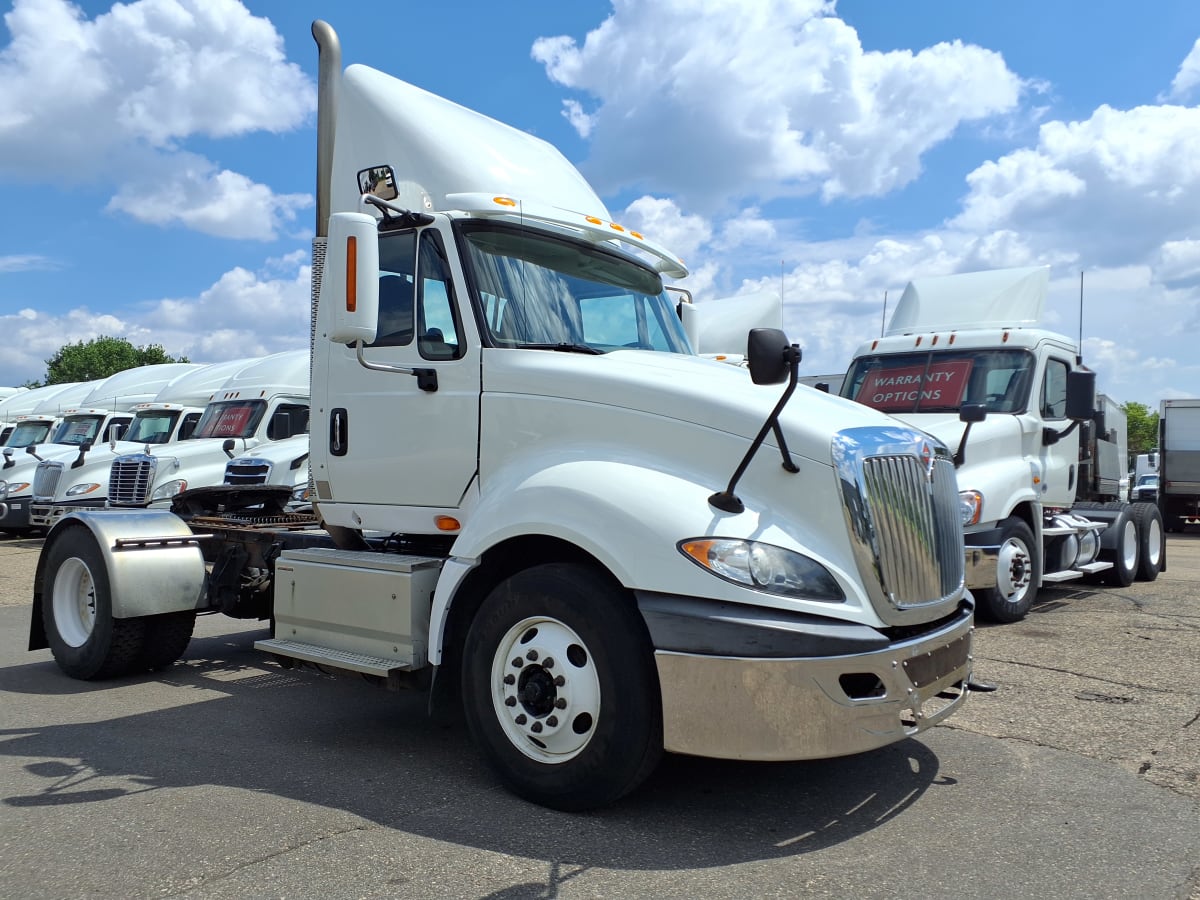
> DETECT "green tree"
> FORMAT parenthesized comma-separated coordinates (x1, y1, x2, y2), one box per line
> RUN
(1122, 401, 1159, 455)
(43, 336, 189, 385)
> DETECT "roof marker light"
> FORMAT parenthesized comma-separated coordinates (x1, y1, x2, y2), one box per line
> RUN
(609, 223, 625, 232)
(493, 196, 517, 207)
(630, 230, 644, 239)
(585, 215, 602, 225)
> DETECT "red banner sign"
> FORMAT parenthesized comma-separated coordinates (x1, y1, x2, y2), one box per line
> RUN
(857, 359, 973, 412)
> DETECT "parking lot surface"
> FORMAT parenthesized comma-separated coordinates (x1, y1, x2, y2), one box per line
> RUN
(1, 529, 1197, 899)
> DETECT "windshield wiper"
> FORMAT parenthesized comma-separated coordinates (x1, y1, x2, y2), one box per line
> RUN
(518, 342, 604, 355)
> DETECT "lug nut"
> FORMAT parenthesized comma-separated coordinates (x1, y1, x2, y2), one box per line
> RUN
(503, 674, 515, 685)
(554, 698, 567, 709)
(504, 696, 516, 707)
(515, 714, 527, 726)
(526, 650, 539, 661)
(554, 675, 565, 687)
(531, 722, 543, 733)
(543, 657, 555, 669)
(546, 716, 558, 727)
(511, 658, 523, 668)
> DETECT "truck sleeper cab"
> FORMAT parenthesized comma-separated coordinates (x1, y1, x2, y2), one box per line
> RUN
(29, 25, 973, 811)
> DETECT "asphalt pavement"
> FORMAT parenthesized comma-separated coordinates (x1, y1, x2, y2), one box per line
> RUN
(0, 530, 1197, 899)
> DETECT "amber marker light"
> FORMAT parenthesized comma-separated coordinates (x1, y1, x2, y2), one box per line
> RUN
(585, 215, 602, 224)
(493, 196, 517, 207)
(435, 515, 461, 532)
(609, 223, 625, 232)
(680, 539, 714, 566)
(630, 230, 643, 239)
(346, 235, 358, 312)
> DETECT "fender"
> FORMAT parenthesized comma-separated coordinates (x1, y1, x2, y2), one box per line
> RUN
(31, 510, 206, 649)
(427, 454, 873, 665)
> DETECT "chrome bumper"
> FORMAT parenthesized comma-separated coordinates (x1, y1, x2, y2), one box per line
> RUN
(654, 610, 973, 761)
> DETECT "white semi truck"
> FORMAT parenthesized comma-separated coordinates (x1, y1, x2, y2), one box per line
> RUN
(27, 358, 253, 528)
(222, 432, 311, 505)
(0, 365, 197, 533)
(102, 350, 310, 513)
(842, 266, 1165, 623)
(1158, 398, 1200, 531)
(29, 21, 974, 810)
(0, 382, 95, 448)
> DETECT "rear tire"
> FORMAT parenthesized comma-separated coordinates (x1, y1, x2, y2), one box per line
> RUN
(975, 517, 1039, 623)
(139, 611, 197, 671)
(1131, 503, 1164, 582)
(461, 563, 663, 810)
(1099, 509, 1138, 587)
(42, 528, 145, 680)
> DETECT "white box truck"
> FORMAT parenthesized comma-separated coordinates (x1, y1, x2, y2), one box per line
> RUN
(842, 266, 1165, 623)
(0, 365, 197, 533)
(29, 21, 974, 810)
(1159, 398, 1200, 531)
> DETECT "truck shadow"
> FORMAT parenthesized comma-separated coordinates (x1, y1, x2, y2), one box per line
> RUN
(0, 627, 949, 869)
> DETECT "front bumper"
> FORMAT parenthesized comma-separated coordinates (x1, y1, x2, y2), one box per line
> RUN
(0, 496, 31, 530)
(650, 603, 973, 761)
(29, 499, 105, 529)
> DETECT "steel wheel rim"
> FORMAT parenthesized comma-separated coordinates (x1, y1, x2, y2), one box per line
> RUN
(52, 557, 96, 648)
(1119, 520, 1138, 571)
(996, 536, 1032, 604)
(1145, 517, 1163, 567)
(490, 615, 601, 763)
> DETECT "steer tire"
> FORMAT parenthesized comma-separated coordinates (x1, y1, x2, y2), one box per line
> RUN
(1130, 502, 1164, 582)
(41, 527, 146, 680)
(975, 517, 1040, 623)
(461, 563, 663, 811)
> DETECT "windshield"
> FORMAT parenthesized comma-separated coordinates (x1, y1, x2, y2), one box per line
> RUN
(1138, 475, 1158, 486)
(125, 411, 181, 445)
(51, 414, 106, 446)
(5, 420, 51, 447)
(194, 400, 267, 439)
(460, 222, 692, 354)
(843, 348, 1036, 415)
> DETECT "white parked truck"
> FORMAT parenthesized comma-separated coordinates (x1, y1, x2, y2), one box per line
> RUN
(222, 432, 311, 505)
(103, 350, 310, 513)
(27, 359, 253, 528)
(29, 21, 975, 810)
(0, 382, 94, 448)
(1158, 398, 1200, 531)
(0, 365, 197, 533)
(842, 266, 1165, 623)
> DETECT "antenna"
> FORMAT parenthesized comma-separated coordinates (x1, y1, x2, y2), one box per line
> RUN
(780, 260, 785, 307)
(1077, 270, 1084, 365)
(880, 290, 888, 337)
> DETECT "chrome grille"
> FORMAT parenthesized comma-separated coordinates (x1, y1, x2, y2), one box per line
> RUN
(225, 458, 273, 486)
(108, 455, 157, 506)
(33, 461, 63, 502)
(835, 427, 965, 620)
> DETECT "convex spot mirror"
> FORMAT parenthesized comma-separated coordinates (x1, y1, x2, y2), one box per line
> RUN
(357, 165, 398, 201)
(747, 328, 797, 385)
(324, 212, 380, 345)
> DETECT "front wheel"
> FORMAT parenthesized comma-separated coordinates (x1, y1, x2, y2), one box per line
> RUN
(42, 527, 146, 680)
(461, 563, 663, 811)
(975, 517, 1040, 623)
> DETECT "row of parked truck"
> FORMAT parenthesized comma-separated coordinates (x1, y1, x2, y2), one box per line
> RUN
(9, 19, 1181, 811)
(0, 351, 312, 534)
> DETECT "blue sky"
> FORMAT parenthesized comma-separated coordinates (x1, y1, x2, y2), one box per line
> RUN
(2, 0, 1200, 407)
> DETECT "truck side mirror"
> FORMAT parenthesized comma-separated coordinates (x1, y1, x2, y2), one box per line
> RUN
(746, 328, 798, 385)
(271, 410, 295, 440)
(959, 403, 988, 424)
(1065, 370, 1095, 421)
(323, 212, 380, 345)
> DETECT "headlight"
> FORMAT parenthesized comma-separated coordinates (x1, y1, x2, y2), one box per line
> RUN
(679, 538, 845, 602)
(65, 483, 102, 497)
(151, 479, 188, 500)
(959, 490, 983, 526)
(291, 485, 312, 502)
(2, 481, 29, 498)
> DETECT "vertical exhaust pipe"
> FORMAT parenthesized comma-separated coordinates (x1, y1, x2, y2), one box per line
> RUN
(311, 19, 340, 239)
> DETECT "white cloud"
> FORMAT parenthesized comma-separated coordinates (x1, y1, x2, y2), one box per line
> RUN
(0, 254, 311, 385)
(0, 0, 315, 239)
(106, 153, 312, 240)
(0, 254, 54, 272)
(532, 0, 1022, 210)
(1168, 37, 1200, 100)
